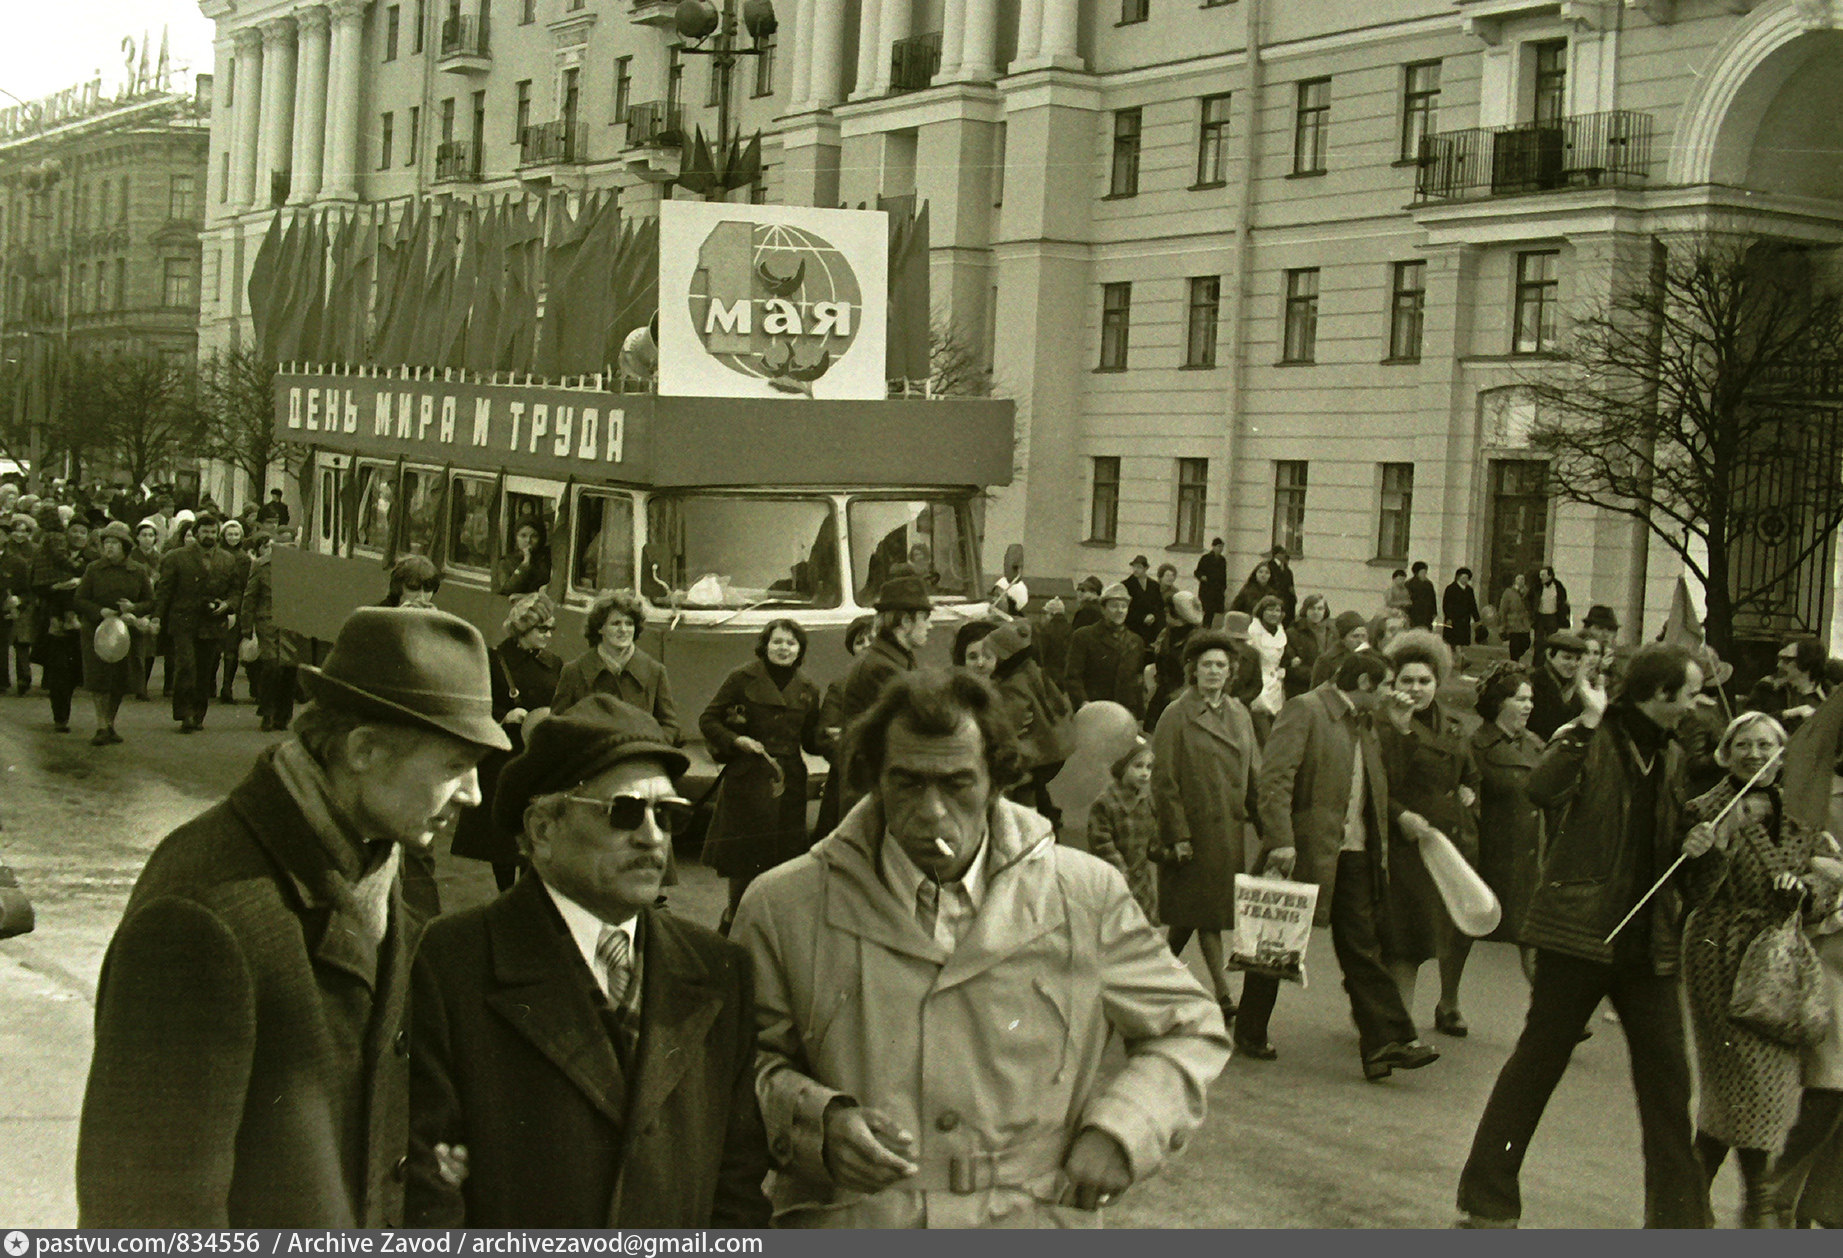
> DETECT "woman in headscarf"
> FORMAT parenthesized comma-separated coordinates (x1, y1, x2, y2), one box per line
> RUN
(700, 618, 823, 935)
(216, 517, 252, 705)
(452, 592, 564, 891)
(74, 522, 154, 745)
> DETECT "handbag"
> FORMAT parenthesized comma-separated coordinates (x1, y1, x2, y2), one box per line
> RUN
(0, 856, 34, 940)
(1728, 905, 1830, 1048)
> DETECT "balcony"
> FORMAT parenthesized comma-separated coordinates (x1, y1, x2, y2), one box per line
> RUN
(624, 100, 684, 149)
(1415, 110, 1653, 204)
(626, 0, 680, 28)
(438, 14, 490, 73)
(890, 31, 942, 93)
(270, 169, 291, 206)
(434, 140, 483, 183)
(519, 120, 586, 172)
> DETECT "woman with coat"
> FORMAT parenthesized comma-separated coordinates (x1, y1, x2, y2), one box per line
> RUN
(128, 520, 163, 699)
(1470, 662, 1545, 976)
(986, 620, 1074, 823)
(74, 522, 155, 745)
(215, 518, 252, 704)
(551, 589, 679, 741)
(2, 514, 35, 694)
(1497, 574, 1533, 662)
(700, 618, 822, 935)
(1230, 560, 1279, 616)
(1247, 595, 1289, 742)
(29, 506, 86, 733)
(1284, 595, 1329, 699)
(1679, 712, 1843, 1225)
(1377, 630, 1481, 1036)
(1441, 568, 1481, 667)
(1151, 629, 1282, 1058)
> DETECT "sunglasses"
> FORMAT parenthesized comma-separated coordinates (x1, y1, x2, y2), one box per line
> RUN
(564, 793, 696, 835)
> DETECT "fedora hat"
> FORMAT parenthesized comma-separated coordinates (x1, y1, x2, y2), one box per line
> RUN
(301, 607, 511, 751)
(874, 573, 933, 612)
(494, 694, 689, 834)
(1221, 611, 1253, 642)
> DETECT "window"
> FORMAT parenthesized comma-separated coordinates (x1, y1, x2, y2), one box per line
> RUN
(113, 258, 126, 308)
(499, 491, 559, 592)
(667, 48, 684, 113)
(441, 97, 456, 143)
(1294, 77, 1330, 174)
(1108, 107, 1141, 197)
(75, 264, 89, 315)
(384, 5, 400, 61)
(446, 474, 497, 571)
(407, 105, 420, 164)
(707, 54, 731, 108)
(568, 0, 586, 9)
(1513, 249, 1560, 354)
(98, 181, 111, 228)
(520, 0, 535, 23)
(1121, 0, 1149, 22)
(514, 80, 532, 143)
(1388, 260, 1425, 361)
(379, 111, 395, 168)
(1377, 463, 1413, 561)
(353, 462, 396, 551)
(1532, 40, 1567, 125)
(118, 177, 130, 224)
(1272, 461, 1307, 557)
(644, 495, 843, 609)
(1089, 457, 1120, 543)
(94, 264, 107, 312)
(572, 491, 636, 592)
(413, 0, 425, 53)
(848, 496, 976, 604)
(163, 256, 196, 307)
(168, 174, 195, 221)
(1196, 93, 1231, 186)
(1099, 281, 1131, 370)
(1175, 458, 1208, 549)
(1281, 268, 1319, 364)
(615, 56, 633, 117)
(750, 166, 769, 203)
(1401, 60, 1440, 162)
(1185, 276, 1220, 368)
(219, 151, 230, 203)
(753, 40, 774, 96)
(399, 467, 442, 556)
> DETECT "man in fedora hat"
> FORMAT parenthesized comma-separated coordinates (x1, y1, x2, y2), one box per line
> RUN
(1123, 555, 1163, 646)
(405, 695, 771, 1228)
(1064, 582, 1145, 717)
(823, 572, 934, 822)
(77, 607, 510, 1227)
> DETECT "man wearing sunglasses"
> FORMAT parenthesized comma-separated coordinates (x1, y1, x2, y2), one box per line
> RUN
(405, 693, 771, 1228)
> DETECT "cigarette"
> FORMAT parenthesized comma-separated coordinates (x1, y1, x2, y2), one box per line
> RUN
(933, 838, 955, 859)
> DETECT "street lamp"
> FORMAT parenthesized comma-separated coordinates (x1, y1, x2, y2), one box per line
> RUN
(672, 0, 775, 189)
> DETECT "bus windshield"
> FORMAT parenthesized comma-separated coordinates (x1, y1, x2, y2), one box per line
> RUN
(641, 495, 841, 610)
(848, 496, 978, 603)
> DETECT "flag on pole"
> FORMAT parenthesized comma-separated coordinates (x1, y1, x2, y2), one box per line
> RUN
(1659, 575, 1703, 647)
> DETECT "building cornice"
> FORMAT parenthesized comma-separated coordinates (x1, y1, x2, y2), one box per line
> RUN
(833, 84, 1002, 137)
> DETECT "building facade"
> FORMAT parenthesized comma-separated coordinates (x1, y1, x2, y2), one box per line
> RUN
(197, 0, 1843, 649)
(1, 78, 212, 477)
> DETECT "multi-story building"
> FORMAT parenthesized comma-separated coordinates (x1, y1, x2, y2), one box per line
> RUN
(1, 75, 212, 475)
(197, 0, 1843, 650)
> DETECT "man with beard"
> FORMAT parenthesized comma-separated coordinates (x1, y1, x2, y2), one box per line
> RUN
(77, 608, 508, 1225)
(405, 696, 770, 1227)
(155, 512, 242, 732)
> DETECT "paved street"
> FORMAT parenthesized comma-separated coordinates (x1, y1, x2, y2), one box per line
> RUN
(0, 688, 1744, 1229)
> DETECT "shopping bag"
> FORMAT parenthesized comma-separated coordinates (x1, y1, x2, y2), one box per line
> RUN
(1728, 907, 1830, 1049)
(1229, 874, 1318, 986)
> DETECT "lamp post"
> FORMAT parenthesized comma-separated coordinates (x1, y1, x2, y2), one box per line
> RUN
(672, 0, 775, 195)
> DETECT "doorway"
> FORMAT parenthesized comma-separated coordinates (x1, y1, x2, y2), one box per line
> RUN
(1487, 458, 1549, 603)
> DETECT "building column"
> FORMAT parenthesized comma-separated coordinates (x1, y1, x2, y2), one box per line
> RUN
(1012, 0, 1080, 73)
(290, 6, 331, 203)
(852, 0, 883, 99)
(871, 0, 912, 96)
(806, 0, 845, 108)
(1014, 0, 1044, 64)
(787, 0, 815, 109)
(937, 0, 967, 82)
(960, 0, 997, 82)
(320, 0, 371, 201)
(230, 26, 265, 211)
(258, 17, 298, 207)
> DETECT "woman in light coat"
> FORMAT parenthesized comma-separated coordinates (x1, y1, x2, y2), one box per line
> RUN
(1246, 594, 1288, 743)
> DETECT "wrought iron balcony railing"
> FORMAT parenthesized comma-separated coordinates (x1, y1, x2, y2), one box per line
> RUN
(439, 14, 490, 60)
(434, 139, 483, 182)
(1415, 110, 1654, 204)
(519, 120, 584, 166)
(890, 31, 942, 93)
(624, 100, 684, 149)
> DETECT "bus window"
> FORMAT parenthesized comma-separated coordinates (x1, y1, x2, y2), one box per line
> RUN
(316, 465, 347, 554)
(643, 495, 841, 610)
(400, 468, 442, 556)
(848, 497, 977, 603)
(353, 461, 395, 553)
(446, 474, 497, 573)
(573, 491, 636, 594)
(498, 494, 555, 596)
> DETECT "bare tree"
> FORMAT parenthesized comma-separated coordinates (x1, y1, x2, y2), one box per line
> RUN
(46, 353, 196, 488)
(1525, 233, 1843, 654)
(196, 346, 295, 497)
(929, 316, 994, 398)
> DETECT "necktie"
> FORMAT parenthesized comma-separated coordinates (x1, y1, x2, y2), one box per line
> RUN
(915, 879, 941, 939)
(595, 924, 633, 1008)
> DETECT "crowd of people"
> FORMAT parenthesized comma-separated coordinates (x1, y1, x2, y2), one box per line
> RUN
(45, 509, 1843, 1230)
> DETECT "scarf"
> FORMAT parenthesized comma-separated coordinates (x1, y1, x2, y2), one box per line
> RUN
(272, 739, 402, 949)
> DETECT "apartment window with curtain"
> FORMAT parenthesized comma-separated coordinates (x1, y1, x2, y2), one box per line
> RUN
(1175, 459, 1208, 548)
(1388, 260, 1425, 361)
(1400, 60, 1440, 162)
(1099, 282, 1131, 370)
(615, 56, 633, 116)
(1293, 77, 1329, 174)
(168, 173, 196, 221)
(384, 6, 400, 61)
(668, 47, 684, 113)
(1109, 108, 1141, 197)
(1184, 276, 1220, 368)
(1532, 40, 1567, 124)
(753, 40, 775, 96)
(1281, 268, 1319, 363)
(1377, 463, 1413, 561)
(1089, 457, 1120, 544)
(1272, 461, 1308, 557)
(1514, 250, 1560, 353)
(1196, 93, 1230, 187)
(379, 112, 395, 168)
(1121, 0, 1149, 23)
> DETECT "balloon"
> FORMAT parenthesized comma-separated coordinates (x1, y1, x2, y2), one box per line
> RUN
(1422, 827, 1502, 937)
(93, 616, 131, 664)
(1046, 701, 1144, 850)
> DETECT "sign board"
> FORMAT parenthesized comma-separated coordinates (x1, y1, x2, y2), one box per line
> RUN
(657, 202, 888, 402)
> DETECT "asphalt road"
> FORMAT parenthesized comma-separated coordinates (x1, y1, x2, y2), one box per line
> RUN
(0, 687, 1746, 1229)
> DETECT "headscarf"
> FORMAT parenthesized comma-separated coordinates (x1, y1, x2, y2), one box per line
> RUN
(503, 590, 557, 640)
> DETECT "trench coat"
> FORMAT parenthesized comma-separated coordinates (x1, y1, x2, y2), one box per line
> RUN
(1150, 688, 1267, 931)
(76, 748, 419, 1227)
(240, 554, 303, 669)
(732, 796, 1230, 1228)
(552, 646, 680, 743)
(1471, 720, 1546, 944)
(700, 659, 823, 880)
(404, 877, 771, 1227)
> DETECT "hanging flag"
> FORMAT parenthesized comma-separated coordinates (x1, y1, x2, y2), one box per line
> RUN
(600, 215, 661, 375)
(314, 208, 359, 363)
(533, 192, 599, 377)
(499, 197, 546, 374)
(427, 463, 457, 569)
(246, 210, 288, 365)
(1658, 574, 1704, 647)
(881, 196, 931, 385)
(545, 476, 577, 603)
(440, 203, 484, 370)
(376, 203, 433, 367)
(550, 192, 626, 376)
(485, 466, 509, 586)
(381, 454, 408, 567)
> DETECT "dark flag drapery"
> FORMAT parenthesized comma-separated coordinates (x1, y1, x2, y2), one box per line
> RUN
(881, 195, 931, 386)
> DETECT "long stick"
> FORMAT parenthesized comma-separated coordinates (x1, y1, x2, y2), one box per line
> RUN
(1604, 745, 1783, 944)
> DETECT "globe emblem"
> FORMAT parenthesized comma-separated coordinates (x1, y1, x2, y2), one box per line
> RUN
(688, 220, 864, 396)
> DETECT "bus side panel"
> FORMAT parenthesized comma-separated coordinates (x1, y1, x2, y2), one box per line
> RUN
(273, 547, 393, 640)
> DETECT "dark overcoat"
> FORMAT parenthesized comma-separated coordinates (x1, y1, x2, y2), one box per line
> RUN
(452, 638, 564, 866)
(552, 647, 680, 742)
(76, 750, 420, 1227)
(156, 543, 242, 643)
(1063, 621, 1145, 715)
(74, 555, 155, 693)
(699, 658, 822, 880)
(1150, 687, 1266, 931)
(404, 878, 771, 1228)
(1471, 720, 1546, 943)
